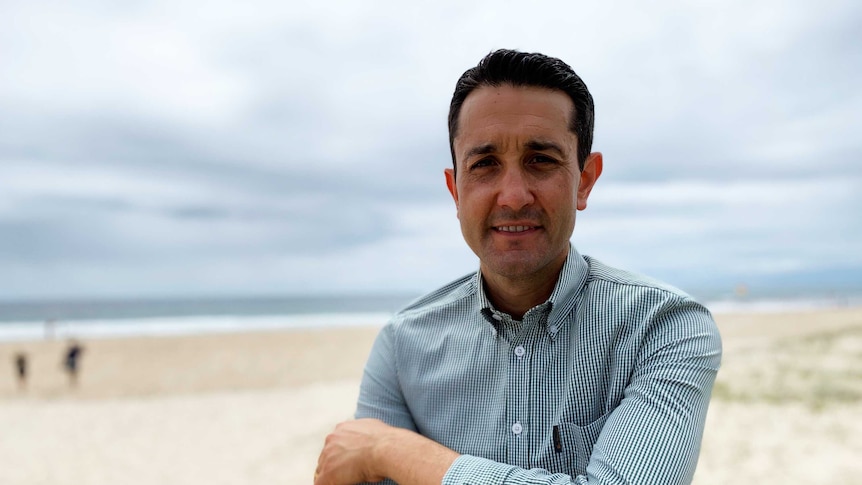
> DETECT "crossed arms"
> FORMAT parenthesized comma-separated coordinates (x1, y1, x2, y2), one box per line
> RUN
(316, 298, 722, 484)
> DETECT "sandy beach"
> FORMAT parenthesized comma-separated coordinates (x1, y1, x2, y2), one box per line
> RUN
(1, 307, 860, 484)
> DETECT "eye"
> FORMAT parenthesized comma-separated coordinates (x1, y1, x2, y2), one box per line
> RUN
(469, 158, 496, 170)
(529, 154, 558, 165)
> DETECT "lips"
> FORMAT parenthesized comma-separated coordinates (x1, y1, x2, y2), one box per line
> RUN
(493, 225, 540, 233)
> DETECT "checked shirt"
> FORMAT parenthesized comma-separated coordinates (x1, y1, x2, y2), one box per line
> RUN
(356, 245, 722, 484)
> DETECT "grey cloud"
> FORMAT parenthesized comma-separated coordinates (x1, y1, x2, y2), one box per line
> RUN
(593, 3, 862, 183)
(30, 196, 134, 214)
(0, 107, 447, 205)
(1, 0, 860, 299)
(0, 218, 132, 264)
(166, 206, 231, 220)
(0, 199, 398, 265)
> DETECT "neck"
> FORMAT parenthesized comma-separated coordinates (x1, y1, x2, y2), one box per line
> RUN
(481, 259, 565, 320)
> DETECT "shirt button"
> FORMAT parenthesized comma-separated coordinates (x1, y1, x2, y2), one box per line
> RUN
(548, 325, 558, 333)
(514, 345, 526, 358)
(492, 313, 503, 321)
(511, 422, 523, 435)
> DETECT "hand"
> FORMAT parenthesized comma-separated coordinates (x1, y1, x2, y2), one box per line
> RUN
(314, 418, 392, 485)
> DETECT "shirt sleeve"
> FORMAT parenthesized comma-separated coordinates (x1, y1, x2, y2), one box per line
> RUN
(355, 321, 417, 431)
(354, 322, 418, 485)
(443, 298, 723, 485)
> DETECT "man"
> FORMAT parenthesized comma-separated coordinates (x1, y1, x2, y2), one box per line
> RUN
(316, 49, 722, 485)
(14, 352, 28, 390)
(64, 340, 84, 388)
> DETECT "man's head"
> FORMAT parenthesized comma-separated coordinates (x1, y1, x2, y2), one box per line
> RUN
(448, 49, 595, 173)
(444, 50, 602, 289)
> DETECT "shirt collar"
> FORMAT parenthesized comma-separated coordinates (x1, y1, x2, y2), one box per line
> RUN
(474, 244, 589, 337)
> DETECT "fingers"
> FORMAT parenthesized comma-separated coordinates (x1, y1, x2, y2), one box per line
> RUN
(315, 421, 371, 485)
(315, 429, 346, 485)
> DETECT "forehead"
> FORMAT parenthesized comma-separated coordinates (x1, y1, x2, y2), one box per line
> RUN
(454, 85, 575, 157)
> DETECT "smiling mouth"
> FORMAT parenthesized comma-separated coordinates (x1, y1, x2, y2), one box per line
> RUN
(494, 225, 539, 233)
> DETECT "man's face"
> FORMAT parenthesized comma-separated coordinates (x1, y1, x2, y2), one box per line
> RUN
(445, 84, 601, 283)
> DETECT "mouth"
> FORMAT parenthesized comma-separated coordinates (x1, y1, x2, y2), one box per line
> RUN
(493, 225, 541, 233)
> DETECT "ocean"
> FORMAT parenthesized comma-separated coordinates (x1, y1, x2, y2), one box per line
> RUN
(0, 294, 416, 342)
(1, 288, 860, 342)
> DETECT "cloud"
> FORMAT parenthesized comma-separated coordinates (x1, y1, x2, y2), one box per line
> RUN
(578, 175, 862, 287)
(0, 0, 860, 299)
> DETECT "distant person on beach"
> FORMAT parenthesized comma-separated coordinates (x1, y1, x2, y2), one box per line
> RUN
(14, 353, 28, 389)
(316, 50, 722, 485)
(63, 341, 84, 388)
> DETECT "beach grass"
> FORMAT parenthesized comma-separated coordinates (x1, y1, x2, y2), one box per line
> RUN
(711, 325, 862, 409)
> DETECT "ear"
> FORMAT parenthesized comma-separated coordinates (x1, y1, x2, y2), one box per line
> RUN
(444, 168, 459, 212)
(577, 152, 603, 211)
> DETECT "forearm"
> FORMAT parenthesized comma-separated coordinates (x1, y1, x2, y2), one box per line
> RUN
(367, 428, 586, 485)
(373, 427, 460, 485)
(316, 419, 459, 485)
(444, 455, 584, 484)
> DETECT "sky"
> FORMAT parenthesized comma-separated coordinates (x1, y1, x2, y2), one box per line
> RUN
(1, 0, 861, 301)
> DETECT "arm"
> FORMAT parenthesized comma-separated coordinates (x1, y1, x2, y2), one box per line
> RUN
(315, 419, 458, 485)
(354, 322, 417, 429)
(584, 299, 722, 483)
(316, 323, 459, 485)
(319, 300, 721, 484)
(444, 299, 722, 484)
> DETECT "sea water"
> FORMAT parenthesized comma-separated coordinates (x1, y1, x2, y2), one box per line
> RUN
(0, 294, 416, 342)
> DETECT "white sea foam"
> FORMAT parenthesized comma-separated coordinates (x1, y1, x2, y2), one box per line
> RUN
(0, 312, 393, 342)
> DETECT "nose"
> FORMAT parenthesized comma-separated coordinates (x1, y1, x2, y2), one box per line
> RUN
(496, 167, 535, 211)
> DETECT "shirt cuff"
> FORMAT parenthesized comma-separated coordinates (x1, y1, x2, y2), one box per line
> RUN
(441, 454, 592, 485)
(442, 455, 510, 485)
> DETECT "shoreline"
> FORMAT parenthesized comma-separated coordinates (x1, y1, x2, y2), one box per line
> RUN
(2, 306, 861, 401)
(0, 311, 393, 343)
(2, 296, 861, 343)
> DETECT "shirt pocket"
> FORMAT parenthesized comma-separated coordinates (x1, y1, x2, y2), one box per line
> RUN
(539, 413, 610, 477)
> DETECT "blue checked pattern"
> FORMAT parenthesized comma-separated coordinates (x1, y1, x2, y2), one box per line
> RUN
(356, 245, 722, 484)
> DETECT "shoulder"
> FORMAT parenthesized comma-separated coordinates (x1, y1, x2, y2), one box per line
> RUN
(579, 256, 721, 363)
(583, 255, 693, 300)
(377, 272, 488, 350)
(580, 255, 716, 329)
(387, 273, 479, 329)
(395, 272, 478, 318)
(582, 255, 721, 341)
(581, 255, 708, 320)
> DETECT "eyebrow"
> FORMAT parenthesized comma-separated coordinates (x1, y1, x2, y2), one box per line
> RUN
(463, 143, 497, 160)
(462, 140, 568, 160)
(525, 140, 567, 157)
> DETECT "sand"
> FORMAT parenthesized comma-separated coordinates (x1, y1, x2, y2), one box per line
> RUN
(1, 307, 861, 484)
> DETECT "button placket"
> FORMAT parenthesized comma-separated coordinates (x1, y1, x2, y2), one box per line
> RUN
(507, 332, 530, 466)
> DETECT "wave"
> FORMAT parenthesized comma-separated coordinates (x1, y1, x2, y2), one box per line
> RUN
(0, 312, 393, 342)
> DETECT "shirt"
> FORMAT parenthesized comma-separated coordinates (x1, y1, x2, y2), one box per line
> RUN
(356, 245, 722, 484)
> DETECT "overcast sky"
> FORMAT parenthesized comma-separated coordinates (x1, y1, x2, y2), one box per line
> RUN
(1, 0, 860, 300)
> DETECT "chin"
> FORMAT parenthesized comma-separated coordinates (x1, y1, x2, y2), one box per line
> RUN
(481, 245, 568, 279)
(485, 256, 547, 279)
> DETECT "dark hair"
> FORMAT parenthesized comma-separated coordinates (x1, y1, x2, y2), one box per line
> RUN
(448, 49, 594, 172)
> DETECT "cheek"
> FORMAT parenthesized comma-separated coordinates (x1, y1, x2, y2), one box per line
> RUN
(544, 179, 577, 203)
(544, 185, 578, 227)
(457, 184, 490, 213)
